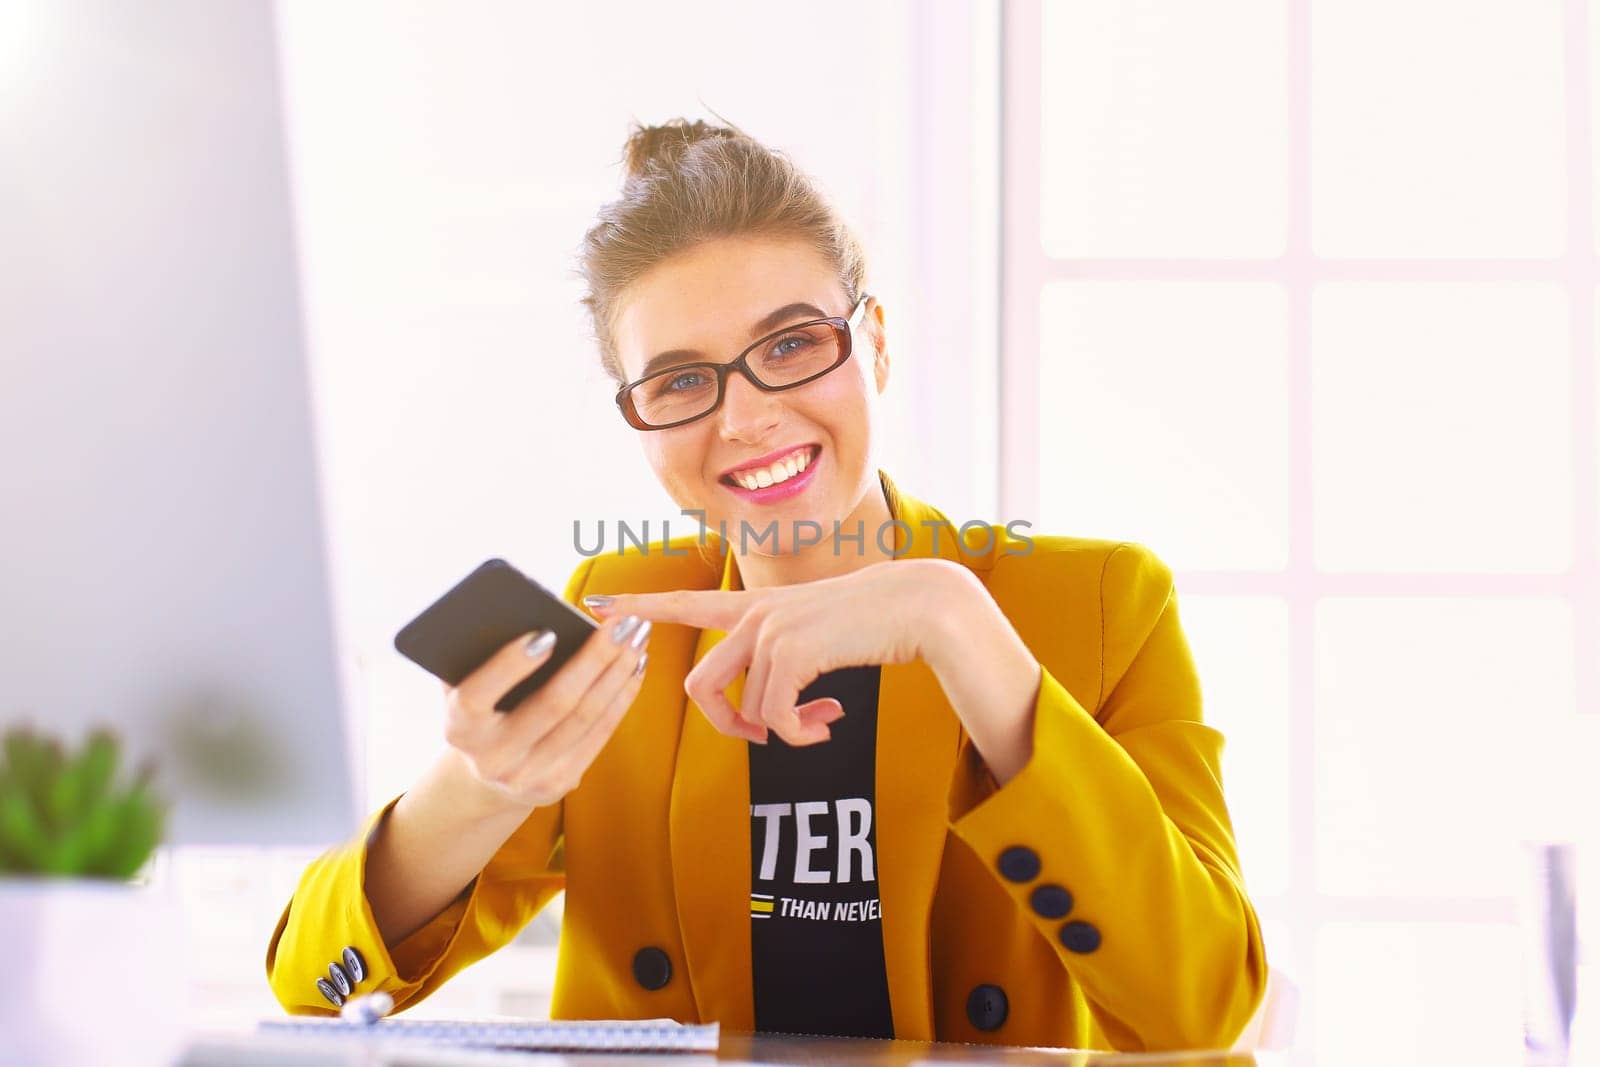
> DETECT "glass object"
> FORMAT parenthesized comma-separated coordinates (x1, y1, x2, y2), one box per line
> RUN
(616, 296, 870, 430)
(1521, 841, 1579, 1062)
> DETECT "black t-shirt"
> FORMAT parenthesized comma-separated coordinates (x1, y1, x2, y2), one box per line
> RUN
(747, 665, 895, 1038)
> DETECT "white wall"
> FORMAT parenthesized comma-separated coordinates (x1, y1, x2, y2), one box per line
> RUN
(270, 0, 1000, 817)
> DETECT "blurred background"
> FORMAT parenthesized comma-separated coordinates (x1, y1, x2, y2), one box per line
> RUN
(3, 2, 1598, 1065)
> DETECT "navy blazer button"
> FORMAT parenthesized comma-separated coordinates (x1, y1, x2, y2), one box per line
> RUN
(327, 961, 352, 997)
(316, 978, 345, 1008)
(1030, 883, 1074, 919)
(997, 845, 1040, 883)
(343, 946, 367, 984)
(632, 947, 672, 991)
(1059, 920, 1102, 954)
(966, 983, 1009, 1032)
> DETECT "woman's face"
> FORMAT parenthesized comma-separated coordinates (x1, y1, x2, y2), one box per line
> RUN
(612, 235, 889, 556)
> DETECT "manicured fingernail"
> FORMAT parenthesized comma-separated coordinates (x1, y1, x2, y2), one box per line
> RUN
(583, 594, 614, 612)
(611, 615, 641, 643)
(524, 630, 556, 658)
(634, 652, 649, 676)
(629, 619, 652, 650)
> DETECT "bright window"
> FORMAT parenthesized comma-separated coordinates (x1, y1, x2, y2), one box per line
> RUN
(1007, 2, 1599, 1062)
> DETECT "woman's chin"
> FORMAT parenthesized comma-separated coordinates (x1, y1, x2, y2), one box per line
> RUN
(711, 494, 834, 556)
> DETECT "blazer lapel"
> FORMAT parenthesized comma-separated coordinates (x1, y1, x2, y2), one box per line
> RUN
(872, 472, 966, 1040)
(667, 471, 966, 1040)
(668, 538, 755, 1030)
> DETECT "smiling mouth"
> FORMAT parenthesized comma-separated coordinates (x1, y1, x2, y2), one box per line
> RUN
(719, 444, 821, 490)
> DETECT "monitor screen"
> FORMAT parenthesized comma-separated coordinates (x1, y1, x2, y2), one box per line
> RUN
(0, 1, 355, 847)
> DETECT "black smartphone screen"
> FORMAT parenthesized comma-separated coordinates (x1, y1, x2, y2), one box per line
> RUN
(393, 558, 598, 712)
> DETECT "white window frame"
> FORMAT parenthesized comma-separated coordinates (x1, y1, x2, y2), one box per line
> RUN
(1000, 1, 1599, 1060)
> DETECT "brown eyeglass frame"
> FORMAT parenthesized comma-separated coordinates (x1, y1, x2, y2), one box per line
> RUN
(615, 295, 872, 431)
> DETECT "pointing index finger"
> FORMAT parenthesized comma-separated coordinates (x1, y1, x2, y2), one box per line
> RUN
(585, 589, 752, 630)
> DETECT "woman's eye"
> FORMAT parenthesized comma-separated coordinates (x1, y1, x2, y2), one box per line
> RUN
(768, 335, 810, 359)
(655, 369, 707, 395)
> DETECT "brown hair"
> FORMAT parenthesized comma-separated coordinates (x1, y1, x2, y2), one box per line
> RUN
(577, 116, 870, 387)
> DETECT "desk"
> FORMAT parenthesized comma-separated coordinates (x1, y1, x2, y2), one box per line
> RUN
(177, 1030, 1283, 1066)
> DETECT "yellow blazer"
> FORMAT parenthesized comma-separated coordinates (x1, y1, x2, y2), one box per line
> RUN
(265, 470, 1268, 1051)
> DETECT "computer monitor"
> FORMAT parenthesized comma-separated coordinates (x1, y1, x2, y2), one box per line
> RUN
(0, 1, 355, 846)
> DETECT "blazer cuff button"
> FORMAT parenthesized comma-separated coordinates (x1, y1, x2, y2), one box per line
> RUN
(1058, 920, 1102, 954)
(997, 845, 1041, 883)
(316, 977, 345, 1007)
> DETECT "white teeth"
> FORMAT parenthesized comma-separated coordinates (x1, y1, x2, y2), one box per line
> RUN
(728, 446, 815, 491)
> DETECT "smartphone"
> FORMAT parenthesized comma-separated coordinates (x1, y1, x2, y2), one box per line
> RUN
(393, 558, 598, 712)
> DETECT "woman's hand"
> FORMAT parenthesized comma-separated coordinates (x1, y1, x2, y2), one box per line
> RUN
(439, 612, 653, 809)
(585, 558, 984, 748)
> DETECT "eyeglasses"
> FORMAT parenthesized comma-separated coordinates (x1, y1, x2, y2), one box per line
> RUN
(615, 295, 871, 431)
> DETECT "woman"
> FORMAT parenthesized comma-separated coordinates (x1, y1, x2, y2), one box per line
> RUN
(265, 118, 1267, 1051)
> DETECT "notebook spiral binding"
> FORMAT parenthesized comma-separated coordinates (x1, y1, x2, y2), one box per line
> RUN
(257, 1016, 719, 1053)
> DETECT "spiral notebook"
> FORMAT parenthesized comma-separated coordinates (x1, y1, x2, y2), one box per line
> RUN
(257, 1016, 719, 1053)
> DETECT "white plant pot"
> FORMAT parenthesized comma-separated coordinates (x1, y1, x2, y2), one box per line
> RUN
(0, 875, 189, 1067)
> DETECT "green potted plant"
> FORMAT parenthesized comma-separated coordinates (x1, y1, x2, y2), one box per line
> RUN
(0, 725, 167, 879)
(0, 723, 187, 1067)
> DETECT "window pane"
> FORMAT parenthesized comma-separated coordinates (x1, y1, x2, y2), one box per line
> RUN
(1315, 922, 1522, 1066)
(1312, 0, 1565, 257)
(1312, 282, 1571, 573)
(1181, 596, 1292, 898)
(1040, 0, 1288, 257)
(1314, 597, 1576, 897)
(1594, 2, 1600, 253)
(1260, 918, 1298, 981)
(1038, 282, 1289, 571)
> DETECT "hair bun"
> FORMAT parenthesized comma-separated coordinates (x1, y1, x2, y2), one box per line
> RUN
(622, 117, 742, 180)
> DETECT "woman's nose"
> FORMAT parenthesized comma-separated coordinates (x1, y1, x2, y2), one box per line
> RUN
(716, 369, 782, 439)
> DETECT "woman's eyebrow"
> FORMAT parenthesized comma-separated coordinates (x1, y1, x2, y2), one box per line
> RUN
(749, 301, 828, 337)
(636, 302, 830, 379)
